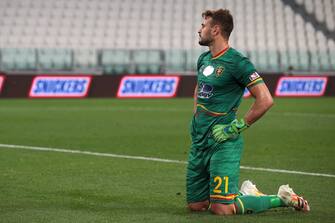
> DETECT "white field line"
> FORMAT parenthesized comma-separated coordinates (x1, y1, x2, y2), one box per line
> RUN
(0, 143, 334, 178)
(0, 106, 334, 118)
(0, 107, 190, 112)
(275, 112, 335, 118)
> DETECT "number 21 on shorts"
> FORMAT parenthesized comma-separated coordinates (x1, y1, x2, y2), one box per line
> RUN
(213, 176, 229, 194)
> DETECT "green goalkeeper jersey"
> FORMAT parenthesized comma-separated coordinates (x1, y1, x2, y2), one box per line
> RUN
(191, 47, 263, 148)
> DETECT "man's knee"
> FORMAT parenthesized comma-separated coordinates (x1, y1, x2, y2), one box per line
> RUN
(188, 200, 210, 212)
(210, 203, 236, 215)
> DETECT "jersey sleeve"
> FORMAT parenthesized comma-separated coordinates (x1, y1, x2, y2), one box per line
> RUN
(234, 56, 264, 89)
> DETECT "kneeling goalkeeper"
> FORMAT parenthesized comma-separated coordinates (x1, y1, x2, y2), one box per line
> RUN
(186, 9, 310, 215)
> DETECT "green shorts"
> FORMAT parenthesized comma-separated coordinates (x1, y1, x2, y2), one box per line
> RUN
(186, 136, 244, 204)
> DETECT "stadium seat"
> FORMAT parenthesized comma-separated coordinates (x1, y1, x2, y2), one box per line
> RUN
(0, 48, 36, 70)
(165, 50, 187, 72)
(328, 40, 335, 69)
(267, 51, 280, 71)
(287, 50, 301, 70)
(101, 50, 131, 75)
(185, 49, 205, 71)
(298, 50, 310, 70)
(132, 50, 162, 74)
(310, 54, 320, 71)
(37, 48, 72, 70)
(73, 49, 97, 69)
(319, 51, 331, 71)
(0, 0, 334, 73)
(257, 50, 269, 71)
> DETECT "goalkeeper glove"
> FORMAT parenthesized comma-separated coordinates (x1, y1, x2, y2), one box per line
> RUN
(212, 118, 249, 142)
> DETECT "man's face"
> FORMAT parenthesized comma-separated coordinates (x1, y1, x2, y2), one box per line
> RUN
(198, 17, 214, 46)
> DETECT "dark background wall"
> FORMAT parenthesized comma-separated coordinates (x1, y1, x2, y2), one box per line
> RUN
(0, 74, 334, 98)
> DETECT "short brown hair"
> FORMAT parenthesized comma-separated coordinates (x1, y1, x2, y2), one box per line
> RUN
(202, 9, 234, 40)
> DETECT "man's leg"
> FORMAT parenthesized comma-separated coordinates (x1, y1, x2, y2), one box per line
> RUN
(234, 180, 286, 214)
(210, 180, 286, 215)
(188, 200, 210, 212)
(233, 180, 310, 214)
(186, 145, 211, 211)
(207, 137, 287, 215)
(208, 136, 244, 215)
(234, 195, 286, 214)
(210, 195, 285, 215)
(210, 203, 236, 215)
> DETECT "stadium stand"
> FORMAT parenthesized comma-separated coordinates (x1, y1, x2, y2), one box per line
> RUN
(0, 0, 334, 74)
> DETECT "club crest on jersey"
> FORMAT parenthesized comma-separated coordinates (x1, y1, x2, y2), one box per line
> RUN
(215, 66, 224, 77)
(249, 72, 260, 81)
(203, 65, 214, 77)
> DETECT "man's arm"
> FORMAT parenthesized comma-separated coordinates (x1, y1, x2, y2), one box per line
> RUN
(244, 83, 273, 125)
(212, 82, 273, 142)
(193, 84, 198, 114)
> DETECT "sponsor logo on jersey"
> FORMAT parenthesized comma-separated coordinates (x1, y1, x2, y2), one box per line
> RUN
(275, 76, 328, 97)
(249, 72, 260, 81)
(203, 65, 214, 77)
(215, 66, 224, 77)
(29, 76, 92, 98)
(198, 82, 214, 99)
(0, 75, 5, 93)
(117, 75, 180, 98)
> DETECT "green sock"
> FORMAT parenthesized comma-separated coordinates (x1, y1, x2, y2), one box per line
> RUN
(234, 195, 286, 214)
(268, 195, 286, 208)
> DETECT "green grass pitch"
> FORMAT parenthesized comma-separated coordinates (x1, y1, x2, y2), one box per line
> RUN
(0, 98, 334, 223)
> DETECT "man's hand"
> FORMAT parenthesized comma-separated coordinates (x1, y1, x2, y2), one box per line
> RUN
(212, 119, 249, 142)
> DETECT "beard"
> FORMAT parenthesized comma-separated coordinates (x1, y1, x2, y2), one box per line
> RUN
(198, 36, 213, 46)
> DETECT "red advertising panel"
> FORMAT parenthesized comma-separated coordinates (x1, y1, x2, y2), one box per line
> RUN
(0, 76, 5, 93)
(117, 75, 180, 98)
(275, 76, 328, 97)
(243, 88, 251, 98)
(29, 76, 92, 98)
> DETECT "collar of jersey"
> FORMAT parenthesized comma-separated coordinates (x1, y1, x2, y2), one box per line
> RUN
(211, 46, 230, 60)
